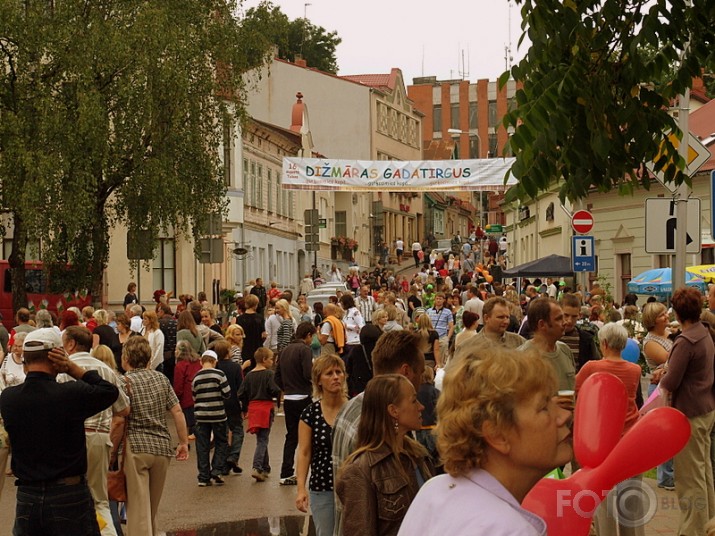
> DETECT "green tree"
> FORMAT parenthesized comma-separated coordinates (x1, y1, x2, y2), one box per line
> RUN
(241, 1, 341, 73)
(502, 0, 715, 203)
(0, 0, 272, 312)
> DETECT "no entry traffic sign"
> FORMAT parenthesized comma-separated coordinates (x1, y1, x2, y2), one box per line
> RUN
(572, 210, 594, 234)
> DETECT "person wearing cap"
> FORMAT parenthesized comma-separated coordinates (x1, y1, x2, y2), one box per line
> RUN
(57, 326, 130, 536)
(0, 327, 119, 535)
(191, 349, 230, 486)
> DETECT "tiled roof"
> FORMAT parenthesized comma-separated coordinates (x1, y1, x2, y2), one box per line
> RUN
(340, 74, 391, 90)
(690, 98, 715, 171)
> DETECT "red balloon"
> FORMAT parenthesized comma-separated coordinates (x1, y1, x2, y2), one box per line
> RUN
(574, 373, 627, 468)
(523, 395, 691, 536)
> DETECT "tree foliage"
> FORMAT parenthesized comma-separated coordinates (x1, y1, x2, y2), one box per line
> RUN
(241, 1, 341, 74)
(502, 0, 715, 203)
(0, 0, 272, 309)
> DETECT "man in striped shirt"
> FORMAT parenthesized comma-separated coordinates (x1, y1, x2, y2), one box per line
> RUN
(355, 285, 376, 323)
(192, 350, 230, 486)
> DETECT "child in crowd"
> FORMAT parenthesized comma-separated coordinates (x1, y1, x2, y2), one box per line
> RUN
(173, 340, 202, 439)
(415, 365, 440, 467)
(212, 339, 245, 475)
(238, 347, 281, 482)
(192, 349, 231, 486)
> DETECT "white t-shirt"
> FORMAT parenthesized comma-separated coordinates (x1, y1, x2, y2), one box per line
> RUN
(396, 239, 404, 251)
(412, 241, 422, 252)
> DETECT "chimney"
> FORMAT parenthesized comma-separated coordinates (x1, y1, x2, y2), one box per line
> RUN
(294, 54, 307, 68)
(290, 92, 304, 133)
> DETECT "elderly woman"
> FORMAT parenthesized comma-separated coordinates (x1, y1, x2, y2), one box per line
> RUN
(119, 336, 189, 535)
(0, 332, 28, 389)
(336, 374, 434, 536)
(399, 347, 572, 535)
(576, 323, 644, 536)
(657, 287, 715, 535)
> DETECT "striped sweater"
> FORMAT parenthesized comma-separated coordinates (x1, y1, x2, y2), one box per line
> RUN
(191, 368, 230, 422)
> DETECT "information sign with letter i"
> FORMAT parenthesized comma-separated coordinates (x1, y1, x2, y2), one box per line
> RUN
(572, 236, 595, 272)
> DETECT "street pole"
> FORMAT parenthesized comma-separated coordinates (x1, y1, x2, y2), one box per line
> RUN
(312, 191, 318, 272)
(673, 0, 691, 297)
(673, 87, 690, 297)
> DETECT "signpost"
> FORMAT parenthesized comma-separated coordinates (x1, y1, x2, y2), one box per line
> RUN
(572, 236, 595, 272)
(571, 210, 594, 234)
(646, 130, 711, 192)
(645, 197, 701, 254)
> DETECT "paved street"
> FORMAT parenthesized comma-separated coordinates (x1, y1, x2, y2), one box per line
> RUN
(0, 412, 685, 535)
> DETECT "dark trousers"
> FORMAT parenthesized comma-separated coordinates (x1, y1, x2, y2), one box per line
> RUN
(280, 397, 312, 479)
(14, 482, 100, 536)
(183, 406, 196, 435)
(195, 421, 228, 482)
(413, 250, 420, 267)
(226, 410, 245, 467)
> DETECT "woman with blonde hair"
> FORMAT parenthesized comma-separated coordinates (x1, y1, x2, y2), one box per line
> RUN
(296, 354, 348, 536)
(399, 347, 572, 534)
(142, 310, 165, 371)
(416, 313, 440, 368)
(225, 323, 246, 366)
(336, 374, 434, 536)
(91, 344, 119, 374)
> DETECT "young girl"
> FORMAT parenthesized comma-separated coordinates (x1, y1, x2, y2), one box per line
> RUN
(173, 340, 202, 439)
(237, 347, 281, 482)
(225, 323, 245, 366)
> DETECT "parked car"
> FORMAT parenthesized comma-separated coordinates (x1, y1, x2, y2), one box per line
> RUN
(305, 283, 347, 308)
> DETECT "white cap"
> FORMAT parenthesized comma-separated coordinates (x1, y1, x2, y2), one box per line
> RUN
(201, 350, 218, 360)
(23, 328, 63, 353)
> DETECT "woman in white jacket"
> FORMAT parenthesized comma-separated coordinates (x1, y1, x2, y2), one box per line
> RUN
(142, 310, 165, 370)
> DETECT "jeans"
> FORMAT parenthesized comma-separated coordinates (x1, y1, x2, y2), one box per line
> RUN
(310, 489, 335, 536)
(195, 421, 228, 482)
(253, 417, 273, 472)
(648, 384, 674, 487)
(14, 482, 101, 536)
(281, 397, 312, 478)
(226, 410, 245, 467)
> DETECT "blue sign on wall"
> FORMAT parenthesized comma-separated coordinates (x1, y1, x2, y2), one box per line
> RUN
(572, 235, 595, 272)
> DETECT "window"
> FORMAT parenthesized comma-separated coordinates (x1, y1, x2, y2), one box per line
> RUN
(223, 118, 233, 187)
(277, 174, 283, 215)
(250, 161, 257, 206)
(488, 133, 498, 157)
(153, 238, 175, 295)
(289, 192, 294, 219)
(469, 102, 478, 129)
(434, 209, 444, 234)
(618, 253, 631, 303)
(267, 169, 273, 213)
(242, 158, 248, 193)
(450, 103, 460, 130)
(433, 105, 442, 132)
(335, 211, 347, 237)
(469, 136, 481, 158)
(488, 100, 498, 127)
(256, 164, 263, 208)
(2, 239, 40, 260)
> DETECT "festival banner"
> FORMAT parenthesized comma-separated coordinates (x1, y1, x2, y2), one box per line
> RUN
(282, 157, 517, 192)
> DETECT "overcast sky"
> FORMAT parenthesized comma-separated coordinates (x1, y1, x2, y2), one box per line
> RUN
(239, 0, 529, 84)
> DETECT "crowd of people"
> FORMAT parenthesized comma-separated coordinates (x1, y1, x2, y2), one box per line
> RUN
(0, 251, 715, 535)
